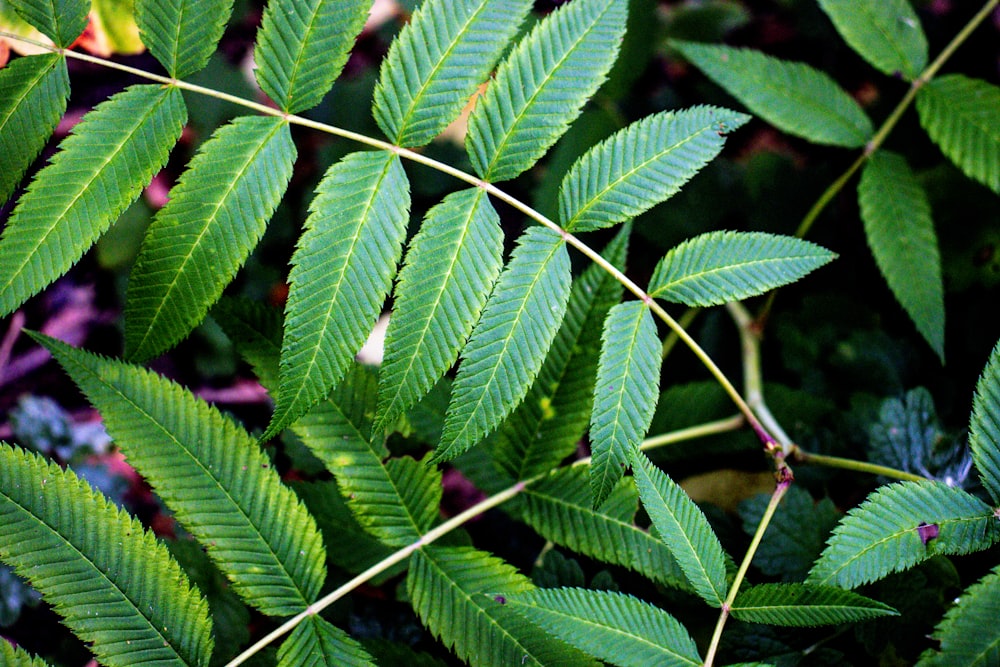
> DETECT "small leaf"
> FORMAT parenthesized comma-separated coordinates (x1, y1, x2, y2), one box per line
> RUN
(969, 338, 1000, 505)
(135, 0, 234, 78)
(672, 40, 873, 148)
(816, 0, 927, 80)
(0, 641, 51, 667)
(731, 583, 896, 627)
(648, 231, 835, 306)
(919, 565, 1000, 666)
(7, 0, 88, 46)
(278, 616, 375, 667)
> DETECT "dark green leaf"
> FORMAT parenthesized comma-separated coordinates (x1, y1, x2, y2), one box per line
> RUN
(135, 0, 234, 78)
(7, 0, 88, 46)
(277, 616, 374, 667)
(816, 0, 927, 80)
(970, 338, 1000, 504)
(919, 565, 1000, 666)
(732, 583, 896, 627)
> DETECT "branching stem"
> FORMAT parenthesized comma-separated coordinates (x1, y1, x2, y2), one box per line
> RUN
(792, 447, 928, 482)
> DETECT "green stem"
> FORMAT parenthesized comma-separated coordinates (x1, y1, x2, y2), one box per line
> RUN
(793, 448, 928, 482)
(639, 415, 744, 450)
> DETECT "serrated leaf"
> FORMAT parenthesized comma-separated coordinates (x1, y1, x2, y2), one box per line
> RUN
(125, 116, 294, 362)
(266, 151, 409, 440)
(0, 444, 213, 667)
(502, 587, 701, 667)
(373, 0, 532, 147)
(135, 0, 233, 78)
(466, 0, 627, 182)
(7, 0, 87, 46)
(647, 231, 835, 306)
(375, 188, 503, 434)
(436, 226, 572, 461)
(0, 53, 69, 204)
(0, 84, 185, 318)
(34, 333, 327, 616)
(0, 642, 51, 667)
(278, 616, 374, 667)
(970, 338, 1000, 505)
(816, 0, 927, 80)
(858, 150, 944, 359)
(672, 40, 873, 148)
(255, 0, 369, 114)
(807, 481, 1000, 589)
(919, 565, 1000, 666)
(560, 106, 748, 232)
(917, 74, 1000, 194)
(731, 583, 896, 627)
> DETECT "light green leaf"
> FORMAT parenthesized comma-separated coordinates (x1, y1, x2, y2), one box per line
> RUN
(560, 106, 748, 232)
(672, 40, 873, 148)
(816, 0, 927, 80)
(0, 84, 185, 318)
(135, 0, 234, 78)
(265, 151, 409, 440)
(466, 0, 627, 182)
(0, 641, 51, 667)
(125, 116, 294, 362)
(34, 333, 327, 616)
(858, 150, 943, 360)
(917, 74, 1000, 194)
(255, 0, 369, 114)
(731, 583, 896, 627)
(0, 53, 69, 204)
(919, 565, 1000, 666)
(7, 0, 88, 46)
(0, 444, 213, 667)
(631, 450, 728, 606)
(373, 0, 532, 147)
(436, 226, 572, 461)
(647, 231, 835, 306)
(502, 587, 701, 667)
(278, 616, 374, 667)
(375, 188, 503, 434)
(970, 338, 1000, 505)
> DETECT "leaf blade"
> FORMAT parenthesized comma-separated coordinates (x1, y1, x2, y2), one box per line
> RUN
(7, 0, 88, 46)
(135, 0, 234, 78)
(277, 616, 375, 667)
(970, 338, 1000, 505)
(816, 0, 927, 80)
(731, 583, 897, 627)
(920, 565, 1000, 666)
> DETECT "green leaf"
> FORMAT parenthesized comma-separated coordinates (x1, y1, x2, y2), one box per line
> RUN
(375, 188, 503, 434)
(266, 151, 409, 440)
(124, 116, 294, 362)
(408, 546, 599, 667)
(278, 616, 375, 667)
(0, 444, 213, 666)
(0, 84, 185, 318)
(917, 74, 1000, 194)
(919, 565, 1000, 666)
(816, 0, 927, 80)
(858, 150, 944, 359)
(807, 481, 1000, 589)
(135, 0, 234, 78)
(970, 338, 1000, 504)
(0, 641, 51, 667)
(255, 0, 369, 113)
(34, 333, 327, 616)
(466, 0, 628, 182)
(7, 0, 88, 46)
(631, 450, 728, 606)
(0, 54, 69, 204)
(436, 226, 572, 461)
(502, 587, 701, 667)
(560, 106, 748, 232)
(731, 583, 896, 627)
(647, 231, 835, 306)
(672, 40, 873, 148)
(373, 0, 532, 147)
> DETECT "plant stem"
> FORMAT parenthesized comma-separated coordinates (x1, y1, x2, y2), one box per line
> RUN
(639, 415, 744, 450)
(792, 447, 927, 482)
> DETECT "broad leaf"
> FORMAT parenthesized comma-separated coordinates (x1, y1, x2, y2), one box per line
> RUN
(7, 0, 87, 46)
(436, 226, 571, 461)
(125, 116, 295, 362)
(135, 0, 234, 78)
(917, 74, 1000, 194)
(255, 0, 369, 114)
(858, 150, 943, 359)
(969, 338, 1000, 504)
(266, 150, 409, 440)
(502, 587, 702, 667)
(35, 334, 327, 616)
(919, 565, 1000, 666)
(560, 106, 748, 232)
(672, 40, 873, 148)
(277, 616, 374, 667)
(731, 583, 896, 627)
(0, 444, 213, 667)
(816, 0, 927, 80)
(466, 0, 627, 182)
(0, 84, 185, 318)
(373, 0, 532, 147)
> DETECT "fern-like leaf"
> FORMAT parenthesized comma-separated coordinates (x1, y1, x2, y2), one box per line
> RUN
(466, 0, 627, 182)
(807, 481, 1000, 589)
(647, 231, 835, 306)
(731, 583, 896, 627)
(919, 565, 1000, 666)
(969, 338, 1000, 505)
(560, 106, 748, 232)
(375, 188, 503, 434)
(0, 84, 185, 318)
(266, 151, 409, 440)
(373, 0, 532, 147)
(34, 333, 327, 616)
(815, 0, 927, 81)
(277, 616, 374, 667)
(124, 116, 294, 362)
(502, 587, 702, 667)
(916, 74, 1000, 194)
(436, 226, 572, 461)
(0, 53, 69, 204)
(0, 444, 213, 666)
(255, 0, 369, 114)
(135, 0, 234, 78)
(672, 40, 873, 148)
(7, 0, 87, 46)
(0, 642, 51, 667)
(858, 150, 944, 360)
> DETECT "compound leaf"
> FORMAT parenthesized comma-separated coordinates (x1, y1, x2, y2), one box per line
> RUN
(7, 0, 87, 46)
(135, 0, 233, 78)
(969, 338, 1000, 505)
(919, 566, 1000, 666)
(731, 583, 896, 627)
(816, 0, 927, 80)
(277, 616, 374, 667)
